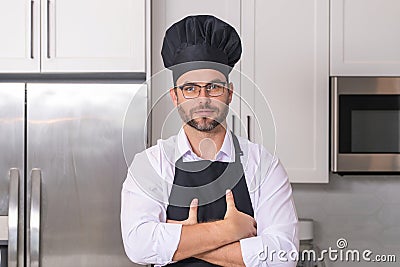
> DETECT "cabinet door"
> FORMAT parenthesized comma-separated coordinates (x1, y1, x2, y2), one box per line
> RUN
(243, 0, 329, 183)
(331, 0, 400, 75)
(151, 0, 241, 144)
(40, 0, 145, 72)
(0, 0, 40, 72)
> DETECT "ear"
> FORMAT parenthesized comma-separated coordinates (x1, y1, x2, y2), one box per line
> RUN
(169, 88, 178, 107)
(227, 82, 234, 104)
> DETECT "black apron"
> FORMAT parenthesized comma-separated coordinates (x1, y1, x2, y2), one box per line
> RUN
(165, 133, 254, 266)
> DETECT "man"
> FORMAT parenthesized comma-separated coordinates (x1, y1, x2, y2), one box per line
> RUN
(121, 15, 299, 266)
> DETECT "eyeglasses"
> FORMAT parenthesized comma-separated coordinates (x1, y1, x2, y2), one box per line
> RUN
(174, 82, 228, 99)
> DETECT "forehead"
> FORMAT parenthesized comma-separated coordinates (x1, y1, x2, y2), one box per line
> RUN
(176, 69, 226, 84)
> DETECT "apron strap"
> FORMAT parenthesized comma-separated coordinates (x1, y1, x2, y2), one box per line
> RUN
(230, 131, 243, 163)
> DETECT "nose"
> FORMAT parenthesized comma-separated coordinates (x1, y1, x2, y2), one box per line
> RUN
(198, 87, 208, 98)
(197, 86, 211, 104)
(196, 87, 212, 105)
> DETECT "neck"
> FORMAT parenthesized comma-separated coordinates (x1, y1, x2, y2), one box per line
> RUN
(183, 122, 227, 160)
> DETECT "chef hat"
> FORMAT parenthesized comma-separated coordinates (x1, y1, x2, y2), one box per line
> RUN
(161, 15, 242, 84)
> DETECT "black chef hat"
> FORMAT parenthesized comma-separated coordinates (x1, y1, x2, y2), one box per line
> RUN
(161, 15, 242, 84)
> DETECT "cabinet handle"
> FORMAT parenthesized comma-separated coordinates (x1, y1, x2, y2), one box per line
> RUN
(28, 169, 41, 267)
(231, 115, 236, 134)
(46, 0, 55, 59)
(30, 0, 34, 59)
(8, 168, 20, 267)
(247, 115, 251, 141)
(47, 0, 51, 58)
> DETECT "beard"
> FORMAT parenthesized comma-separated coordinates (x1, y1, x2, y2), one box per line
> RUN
(177, 101, 229, 132)
(187, 117, 220, 132)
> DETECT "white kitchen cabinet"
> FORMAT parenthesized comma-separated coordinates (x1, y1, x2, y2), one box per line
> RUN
(0, 0, 40, 72)
(150, 0, 241, 144)
(0, 0, 145, 73)
(41, 0, 145, 72)
(331, 0, 400, 75)
(242, 0, 329, 183)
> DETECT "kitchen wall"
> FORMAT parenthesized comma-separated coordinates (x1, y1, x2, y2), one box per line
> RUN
(292, 175, 400, 267)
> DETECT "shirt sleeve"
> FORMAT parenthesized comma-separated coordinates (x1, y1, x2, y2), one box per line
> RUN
(239, 154, 299, 266)
(120, 152, 182, 266)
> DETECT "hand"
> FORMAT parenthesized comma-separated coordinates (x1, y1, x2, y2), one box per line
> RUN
(223, 190, 257, 241)
(167, 198, 198, 225)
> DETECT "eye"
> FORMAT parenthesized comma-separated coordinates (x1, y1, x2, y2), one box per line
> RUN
(183, 85, 196, 92)
(207, 83, 219, 90)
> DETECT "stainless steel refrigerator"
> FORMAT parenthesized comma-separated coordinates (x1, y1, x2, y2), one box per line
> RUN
(0, 83, 147, 267)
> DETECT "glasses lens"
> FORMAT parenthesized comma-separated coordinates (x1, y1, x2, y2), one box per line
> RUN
(181, 84, 200, 98)
(207, 83, 225, 96)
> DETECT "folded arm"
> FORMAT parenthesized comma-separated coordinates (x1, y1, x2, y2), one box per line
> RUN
(194, 241, 245, 267)
(121, 169, 255, 265)
(171, 190, 256, 262)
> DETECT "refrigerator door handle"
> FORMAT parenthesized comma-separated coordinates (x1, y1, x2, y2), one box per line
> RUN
(8, 168, 20, 267)
(29, 169, 41, 267)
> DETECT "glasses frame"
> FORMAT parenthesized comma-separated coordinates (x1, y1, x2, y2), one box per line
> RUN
(174, 82, 229, 99)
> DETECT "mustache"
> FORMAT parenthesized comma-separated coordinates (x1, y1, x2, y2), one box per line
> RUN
(190, 104, 218, 115)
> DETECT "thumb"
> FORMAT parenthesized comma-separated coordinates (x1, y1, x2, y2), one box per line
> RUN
(225, 189, 236, 211)
(188, 198, 198, 221)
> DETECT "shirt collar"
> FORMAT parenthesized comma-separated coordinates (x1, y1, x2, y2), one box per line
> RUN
(176, 128, 192, 160)
(175, 127, 235, 162)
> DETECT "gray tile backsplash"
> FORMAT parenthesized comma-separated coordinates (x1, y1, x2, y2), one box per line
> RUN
(292, 174, 400, 267)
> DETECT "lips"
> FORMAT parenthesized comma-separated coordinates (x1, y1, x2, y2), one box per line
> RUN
(193, 109, 216, 117)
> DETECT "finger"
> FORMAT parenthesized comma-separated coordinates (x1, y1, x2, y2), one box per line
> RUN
(225, 189, 236, 210)
(167, 219, 179, 224)
(190, 198, 198, 208)
(188, 198, 198, 222)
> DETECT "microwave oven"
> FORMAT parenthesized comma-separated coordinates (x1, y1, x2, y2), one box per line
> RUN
(331, 77, 400, 174)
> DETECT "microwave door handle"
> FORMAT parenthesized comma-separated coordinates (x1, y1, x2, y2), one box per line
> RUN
(8, 168, 20, 267)
(331, 77, 339, 172)
(28, 169, 41, 267)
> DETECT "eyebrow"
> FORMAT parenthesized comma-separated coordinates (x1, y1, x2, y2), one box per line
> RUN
(183, 79, 225, 84)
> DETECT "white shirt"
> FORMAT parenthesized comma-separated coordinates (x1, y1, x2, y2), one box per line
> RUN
(121, 129, 299, 266)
